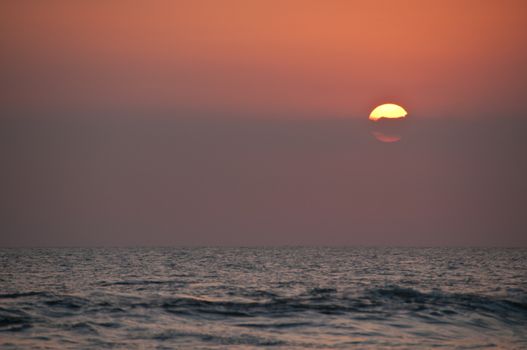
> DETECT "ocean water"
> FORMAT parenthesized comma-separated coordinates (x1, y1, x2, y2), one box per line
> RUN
(0, 248, 526, 349)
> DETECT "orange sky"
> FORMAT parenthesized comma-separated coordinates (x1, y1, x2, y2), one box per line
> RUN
(2, 1, 527, 246)
(2, 0, 527, 118)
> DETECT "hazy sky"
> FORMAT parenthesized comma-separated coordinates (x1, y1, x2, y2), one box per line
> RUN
(1, 1, 526, 246)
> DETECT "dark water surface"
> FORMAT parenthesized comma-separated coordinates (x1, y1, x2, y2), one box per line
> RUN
(1, 248, 526, 349)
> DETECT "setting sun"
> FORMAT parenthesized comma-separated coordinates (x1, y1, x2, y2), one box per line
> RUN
(369, 104, 408, 121)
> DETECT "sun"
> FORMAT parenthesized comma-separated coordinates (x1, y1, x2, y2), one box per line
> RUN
(369, 103, 408, 121)
(368, 103, 409, 143)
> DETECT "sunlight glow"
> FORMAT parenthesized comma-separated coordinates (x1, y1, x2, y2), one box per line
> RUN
(369, 103, 408, 121)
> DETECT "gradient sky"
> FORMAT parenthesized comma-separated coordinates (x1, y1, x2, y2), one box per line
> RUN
(1, 1, 526, 246)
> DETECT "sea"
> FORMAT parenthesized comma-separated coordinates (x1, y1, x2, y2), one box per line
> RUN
(1, 247, 526, 349)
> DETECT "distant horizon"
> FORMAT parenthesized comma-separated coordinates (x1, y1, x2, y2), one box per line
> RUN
(2, 245, 526, 249)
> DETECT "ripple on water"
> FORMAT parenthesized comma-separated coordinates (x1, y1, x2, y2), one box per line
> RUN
(0, 247, 526, 349)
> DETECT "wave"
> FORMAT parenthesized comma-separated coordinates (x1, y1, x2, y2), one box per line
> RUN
(0, 291, 51, 299)
(147, 329, 286, 346)
(0, 308, 33, 332)
(1, 286, 525, 332)
(137, 286, 527, 324)
(369, 286, 527, 320)
(98, 279, 183, 286)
